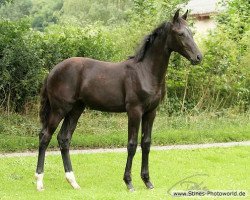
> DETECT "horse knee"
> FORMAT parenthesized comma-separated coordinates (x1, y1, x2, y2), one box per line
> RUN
(39, 133, 52, 149)
(57, 134, 71, 150)
(141, 139, 151, 153)
(127, 141, 137, 156)
(39, 129, 45, 140)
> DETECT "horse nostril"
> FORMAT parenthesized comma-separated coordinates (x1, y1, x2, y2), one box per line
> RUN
(197, 54, 201, 61)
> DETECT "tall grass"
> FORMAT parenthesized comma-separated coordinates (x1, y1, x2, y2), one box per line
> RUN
(0, 110, 249, 152)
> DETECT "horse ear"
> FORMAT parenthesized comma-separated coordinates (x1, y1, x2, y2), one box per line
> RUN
(173, 9, 180, 23)
(182, 10, 188, 20)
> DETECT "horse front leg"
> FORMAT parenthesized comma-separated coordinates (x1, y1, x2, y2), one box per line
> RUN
(141, 109, 156, 189)
(123, 106, 142, 192)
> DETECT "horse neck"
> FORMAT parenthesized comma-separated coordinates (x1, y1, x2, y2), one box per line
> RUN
(141, 34, 171, 85)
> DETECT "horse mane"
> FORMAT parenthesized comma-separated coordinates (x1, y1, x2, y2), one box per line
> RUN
(131, 22, 169, 62)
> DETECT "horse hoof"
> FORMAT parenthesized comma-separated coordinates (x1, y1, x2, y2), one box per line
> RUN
(125, 182, 135, 192)
(66, 180, 81, 189)
(65, 171, 81, 189)
(68, 181, 81, 189)
(37, 185, 44, 191)
(71, 182, 81, 190)
(145, 181, 154, 190)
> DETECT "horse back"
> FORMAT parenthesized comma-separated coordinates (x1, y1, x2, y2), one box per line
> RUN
(47, 57, 128, 112)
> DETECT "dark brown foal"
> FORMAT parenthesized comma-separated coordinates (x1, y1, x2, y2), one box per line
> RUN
(35, 9, 202, 191)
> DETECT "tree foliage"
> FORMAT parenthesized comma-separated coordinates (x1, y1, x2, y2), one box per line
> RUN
(0, 0, 249, 114)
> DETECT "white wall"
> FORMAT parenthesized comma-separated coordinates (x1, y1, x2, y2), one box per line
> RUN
(194, 18, 216, 35)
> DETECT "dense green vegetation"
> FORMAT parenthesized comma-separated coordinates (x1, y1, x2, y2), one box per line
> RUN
(0, 0, 248, 113)
(0, 146, 249, 199)
(0, 0, 249, 152)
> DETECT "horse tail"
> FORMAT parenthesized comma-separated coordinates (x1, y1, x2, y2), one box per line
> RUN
(39, 76, 50, 128)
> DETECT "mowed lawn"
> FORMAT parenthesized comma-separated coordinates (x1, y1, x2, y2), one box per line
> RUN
(0, 146, 249, 200)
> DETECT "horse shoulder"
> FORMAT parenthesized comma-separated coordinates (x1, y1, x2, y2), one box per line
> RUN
(123, 62, 161, 110)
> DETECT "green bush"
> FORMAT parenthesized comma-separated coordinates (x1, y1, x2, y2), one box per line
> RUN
(0, 0, 249, 114)
(0, 21, 118, 112)
(0, 20, 45, 112)
(162, 0, 250, 115)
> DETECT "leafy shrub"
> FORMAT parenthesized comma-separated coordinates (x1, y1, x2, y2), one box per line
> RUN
(0, 20, 119, 111)
(0, 0, 249, 114)
(0, 20, 45, 112)
(161, 0, 250, 115)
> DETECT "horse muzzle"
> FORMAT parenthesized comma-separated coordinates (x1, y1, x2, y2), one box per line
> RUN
(190, 54, 202, 65)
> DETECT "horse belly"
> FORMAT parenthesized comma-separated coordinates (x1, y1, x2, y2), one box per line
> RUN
(80, 80, 126, 112)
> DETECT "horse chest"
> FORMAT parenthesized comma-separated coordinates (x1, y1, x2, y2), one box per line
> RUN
(138, 76, 161, 103)
(125, 67, 163, 110)
(140, 88, 162, 109)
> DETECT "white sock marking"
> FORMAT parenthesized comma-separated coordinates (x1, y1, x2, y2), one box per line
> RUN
(65, 171, 80, 189)
(35, 173, 44, 191)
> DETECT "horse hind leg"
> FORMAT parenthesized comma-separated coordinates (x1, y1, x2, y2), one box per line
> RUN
(57, 103, 84, 189)
(35, 110, 64, 191)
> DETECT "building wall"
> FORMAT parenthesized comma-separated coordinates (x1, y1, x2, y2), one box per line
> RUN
(194, 18, 216, 35)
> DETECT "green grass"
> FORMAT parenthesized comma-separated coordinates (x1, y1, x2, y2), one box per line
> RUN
(0, 146, 249, 200)
(0, 111, 250, 152)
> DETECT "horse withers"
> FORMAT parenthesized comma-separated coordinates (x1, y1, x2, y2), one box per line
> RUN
(35, 9, 202, 191)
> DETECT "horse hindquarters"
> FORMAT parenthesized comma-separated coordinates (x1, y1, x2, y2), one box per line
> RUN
(36, 103, 85, 190)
